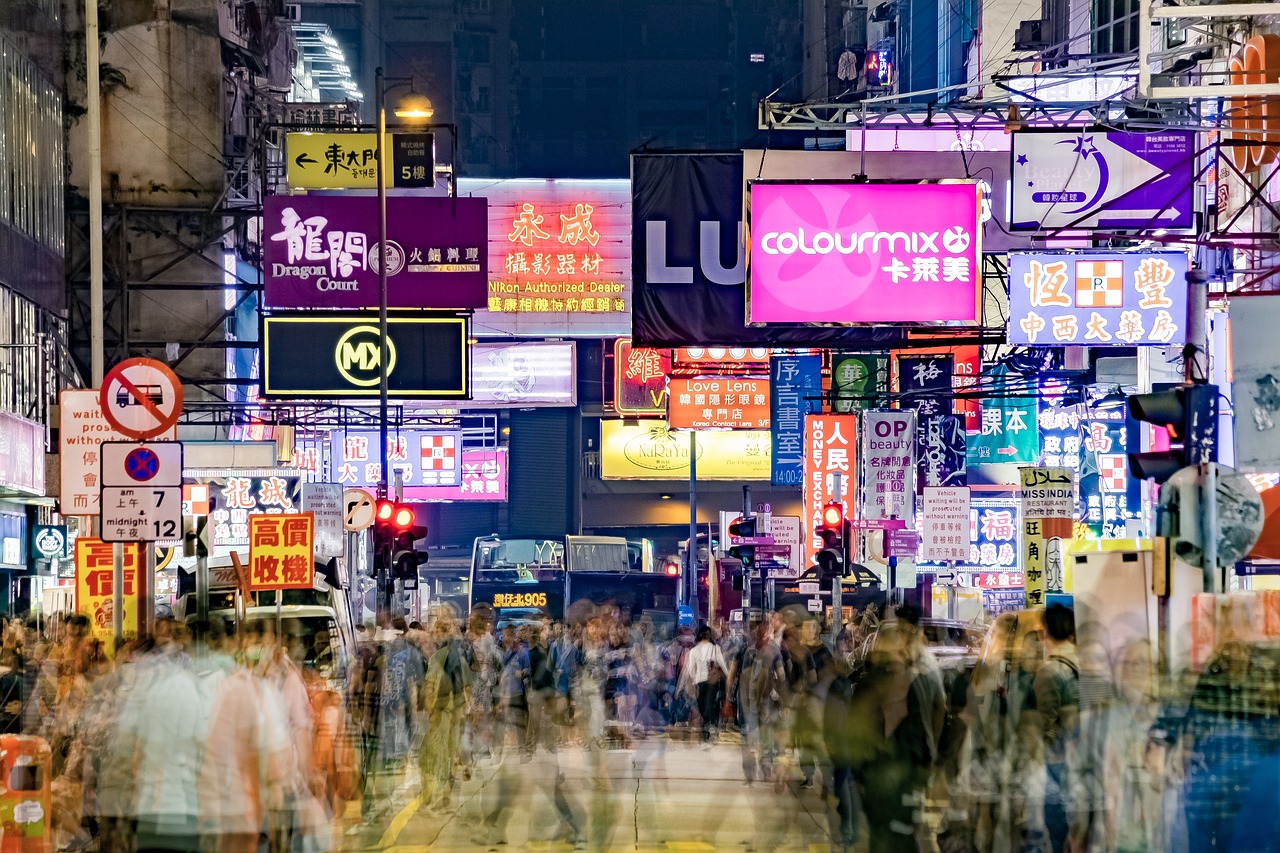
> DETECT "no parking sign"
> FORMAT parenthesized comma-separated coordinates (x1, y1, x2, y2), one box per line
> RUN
(100, 358, 183, 440)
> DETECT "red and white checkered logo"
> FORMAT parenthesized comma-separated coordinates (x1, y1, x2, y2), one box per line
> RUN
(420, 434, 458, 485)
(1075, 260, 1124, 308)
(1099, 454, 1127, 492)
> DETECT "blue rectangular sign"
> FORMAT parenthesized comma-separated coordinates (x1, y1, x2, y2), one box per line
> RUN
(1008, 251, 1189, 347)
(771, 355, 822, 486)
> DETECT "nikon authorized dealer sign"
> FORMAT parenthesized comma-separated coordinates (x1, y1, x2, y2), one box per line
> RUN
(262, 313, 470, 399)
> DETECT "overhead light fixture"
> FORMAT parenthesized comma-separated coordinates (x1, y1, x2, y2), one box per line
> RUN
(394, 92, 435, 122)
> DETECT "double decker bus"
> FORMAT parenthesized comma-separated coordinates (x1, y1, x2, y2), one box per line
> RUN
(469, 534, 677, 631)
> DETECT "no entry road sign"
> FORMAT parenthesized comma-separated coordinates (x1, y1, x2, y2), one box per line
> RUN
(100, 358, 183, 440)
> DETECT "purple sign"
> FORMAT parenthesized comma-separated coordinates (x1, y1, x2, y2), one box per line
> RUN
(888, 529, 921, 558)
(264, 195, 488, 309)
(1008, 251, 1188, 347)
(1011, 131, 1196, 231)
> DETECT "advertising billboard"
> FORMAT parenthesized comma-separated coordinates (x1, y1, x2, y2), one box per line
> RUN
(331, 430, 464, 488)
(667, 377, 770, 429)
(1010, 130, 1196, 231)
(614, 339, 671, 416)
(630, 153, 906, 348)
(802, 415, 857, 566)
(748, 182, 983, 324)
(455, 178, 630, 338)
(471, 341, 576, 407)
(599, 421, 771, 480)
(261, 313, 469, 399)
(1008, 252, 1188, 346)
(263, 195, 487, 310)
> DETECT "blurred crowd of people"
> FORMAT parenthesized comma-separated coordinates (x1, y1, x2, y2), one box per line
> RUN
(11, 600, 1280, 853)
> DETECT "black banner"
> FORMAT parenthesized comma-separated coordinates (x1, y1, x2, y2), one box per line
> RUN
(262, 313, 469, 398)
(630, 152, 906, 348)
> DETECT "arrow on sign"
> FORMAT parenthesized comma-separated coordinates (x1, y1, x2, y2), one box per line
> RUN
(295, 153, 317, 168)
(997, 445, 1019, 456)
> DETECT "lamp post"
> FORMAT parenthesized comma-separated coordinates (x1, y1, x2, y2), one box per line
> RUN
(374, 67, 434, 614)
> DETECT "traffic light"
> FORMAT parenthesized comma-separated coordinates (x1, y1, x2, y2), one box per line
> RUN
(372, 499, 427, 586)
(728, 515, 758, 572)
(1128, 384, 1219, 484)
(816, 501, 847, 579)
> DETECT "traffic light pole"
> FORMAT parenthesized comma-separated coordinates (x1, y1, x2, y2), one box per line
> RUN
(687, 430, 699, 622)
(831, 473, 843, 647)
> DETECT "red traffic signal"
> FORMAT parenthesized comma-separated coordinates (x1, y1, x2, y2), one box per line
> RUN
(664, 560, 681, 577)
(821, 501, 844, 531)
(376, 499, 396, 523)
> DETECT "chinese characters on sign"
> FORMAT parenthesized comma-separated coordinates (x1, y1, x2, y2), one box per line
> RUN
(75, 538, 145, 643)
(1024, 517, 1046, 607)
(771, 355, 822, 486)
(206, 475, 302, 548)
(802, 416, 857, 566)
(897, 354, 953, 419)
(862, 411, 917, 522)
(749, 182, 983, 324)
(484, 182, 631, 317)
(921, 486, 971, 562)
(918, 414, 967, 488)
(285, 132, 434, 190)
(1009, 252, 1189, 346)
(263, 195, 488, 310)
(330, 431, 463, 489)
(667, 377, 770, 430)
(60, 389, 175, 516)
(919, 499, 1021, 577)
(969, 365, 1039, 465)
(248, 513, 315, 591)
(832, 353, 890, 413)
(614, 339, 671, 415)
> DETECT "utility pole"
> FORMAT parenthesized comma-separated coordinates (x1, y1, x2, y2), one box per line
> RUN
(1186, 268, 1219, 594)
(687, 430, 698, 622)
(830, 472, 843, 647)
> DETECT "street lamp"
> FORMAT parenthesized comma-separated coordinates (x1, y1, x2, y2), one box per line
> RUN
(374, 68, 434, 505)
(375, 68, 433, 617)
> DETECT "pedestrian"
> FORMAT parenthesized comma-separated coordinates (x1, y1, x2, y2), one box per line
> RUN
(1028, 604, 1081, 853)
(679, 625, 728, 749)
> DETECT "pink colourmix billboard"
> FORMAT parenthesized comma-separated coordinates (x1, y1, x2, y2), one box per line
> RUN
(747, 182, 983, 324)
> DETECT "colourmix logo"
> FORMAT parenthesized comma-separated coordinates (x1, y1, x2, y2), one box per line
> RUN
(748, 182, 982, 324)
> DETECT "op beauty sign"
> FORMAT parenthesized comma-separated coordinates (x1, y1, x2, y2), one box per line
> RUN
(747, 182, 982, 325)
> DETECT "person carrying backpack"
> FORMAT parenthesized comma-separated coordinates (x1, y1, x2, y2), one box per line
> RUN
(1029, 604, 1081, 853)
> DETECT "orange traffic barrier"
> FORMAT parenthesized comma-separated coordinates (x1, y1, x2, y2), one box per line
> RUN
(0, 735, 51, 853)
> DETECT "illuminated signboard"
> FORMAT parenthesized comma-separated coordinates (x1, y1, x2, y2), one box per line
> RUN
(802, 415, 858, 566)
(471, 341, 576, 407)
(1008, 252, 1188, 346)
(464, 178, 631, 337)
(667, 377, 770, 429)
(614, 338, 671, 416)
(599, 421, 771, 481)
(330, 430, 464, 488)
(674, 347, 771, 365)
(748, 182, 982, 324)
(347, 448, 509, 503)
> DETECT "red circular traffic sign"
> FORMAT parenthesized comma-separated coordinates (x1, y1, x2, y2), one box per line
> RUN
(99, 357, 183, 440)
(124, 447, 160, 481)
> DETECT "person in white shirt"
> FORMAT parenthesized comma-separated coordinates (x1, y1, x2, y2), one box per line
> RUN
(679, 627, 728, 749)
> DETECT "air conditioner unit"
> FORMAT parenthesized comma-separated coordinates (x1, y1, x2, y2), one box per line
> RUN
(1014, 19, 1048, 51)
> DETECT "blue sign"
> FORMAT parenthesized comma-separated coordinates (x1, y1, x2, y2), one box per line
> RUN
(771, 355, 822, 486)
(1008, 252, 1189, 347)
(918, 415, 967, 488)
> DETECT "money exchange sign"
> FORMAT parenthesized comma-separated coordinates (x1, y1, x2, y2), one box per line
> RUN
(802, 416, 857, 567)
(771, 355, 822, 486)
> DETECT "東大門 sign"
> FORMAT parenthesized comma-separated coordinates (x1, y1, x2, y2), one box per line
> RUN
(286, 132, 434, 190)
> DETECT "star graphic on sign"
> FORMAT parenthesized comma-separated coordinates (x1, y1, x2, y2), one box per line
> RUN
(1071, 136, 1098, 158)
(1016, 154, 1029, 165)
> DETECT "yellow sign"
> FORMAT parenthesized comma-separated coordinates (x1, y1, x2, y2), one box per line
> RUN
(600, 421, 771, 481)
(288, 133, 386, 188)
(493, 592, 548, 608)
(1023, 518, 1045, 608)
(75, 538, 145, 643)
(248, 513, 315, 590)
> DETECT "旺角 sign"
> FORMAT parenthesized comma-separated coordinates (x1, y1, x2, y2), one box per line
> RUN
(771, 355, 822, 486)
(667, 377, 770, 430)
(286, 132, 434, 190)
(248, 513, 315, 591)
(862, 411, 917, 522)
(1009, 252, 1188, 347)
(75, 538, 146, 642)
(263, 195, 487, 310)
(748, 182, 982, 324)
(803, 415, 857, 566)
(330, 430, 463, 488)
(614, 339, 671, 416)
